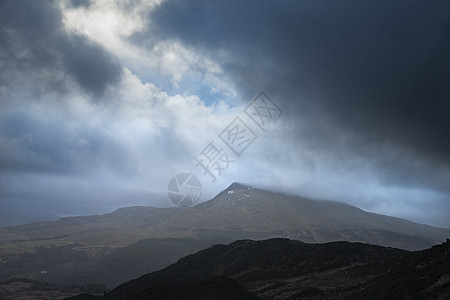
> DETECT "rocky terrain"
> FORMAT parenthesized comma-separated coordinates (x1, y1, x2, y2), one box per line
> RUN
(104, 238, 450, 299)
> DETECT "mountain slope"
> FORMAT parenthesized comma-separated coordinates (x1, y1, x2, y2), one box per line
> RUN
(105, 238, 450, 300)
(161, 183, 449, 250)
(0, 182, 449, 289)
(1, 183, 448, 250)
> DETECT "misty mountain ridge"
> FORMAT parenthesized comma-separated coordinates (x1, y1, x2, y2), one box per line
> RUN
(1, 182, 449, 291)
(2, 182, 449, 249)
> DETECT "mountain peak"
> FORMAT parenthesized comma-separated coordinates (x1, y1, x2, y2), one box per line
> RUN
(208, 182, 253, 202)
(226, 182, 252, 191)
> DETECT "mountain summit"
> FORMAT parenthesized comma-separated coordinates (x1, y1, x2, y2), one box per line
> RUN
(225, 182, 253, 191)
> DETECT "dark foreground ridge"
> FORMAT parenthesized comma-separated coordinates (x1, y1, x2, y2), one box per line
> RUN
(98, 238, 450, 300)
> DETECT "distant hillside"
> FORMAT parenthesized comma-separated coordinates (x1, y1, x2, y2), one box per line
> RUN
(56, 238, 234, 289)
(0, 182, 449, 290)
(105, 238, 450, 299)
(2, 183, 448, 249)
(0, 211, 60, 227)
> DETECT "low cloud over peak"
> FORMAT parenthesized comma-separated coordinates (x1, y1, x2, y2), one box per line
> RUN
(1, 0, 449, 227)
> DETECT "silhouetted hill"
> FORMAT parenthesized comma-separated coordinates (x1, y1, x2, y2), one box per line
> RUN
(105, 238, 450, 299)
(110, 276, 259, 300)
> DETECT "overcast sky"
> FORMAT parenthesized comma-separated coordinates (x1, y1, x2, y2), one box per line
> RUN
(1, 0, 449, 227)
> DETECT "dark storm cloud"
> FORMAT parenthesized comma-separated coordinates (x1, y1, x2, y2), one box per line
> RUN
(0, 0, 122, 96)
(0, 109, 135, 175)
(63, 34, 123, 95)
(144, 0, 450, 191)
